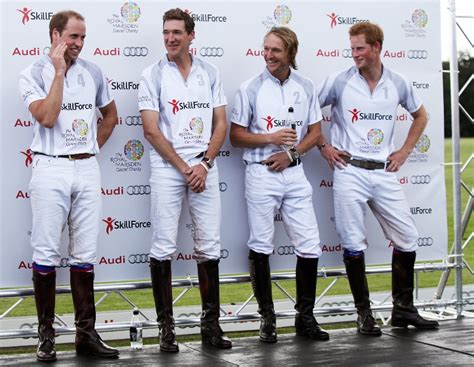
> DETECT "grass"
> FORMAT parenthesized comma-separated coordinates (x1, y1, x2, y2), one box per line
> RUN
(1, 139, 472, 317)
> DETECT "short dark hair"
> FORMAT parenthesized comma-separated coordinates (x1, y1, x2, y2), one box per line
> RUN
(49, 10, 85, 43)
(349, 22, 384, 49)
(162, 8, 195, 34)
(265, 27, 299, 70)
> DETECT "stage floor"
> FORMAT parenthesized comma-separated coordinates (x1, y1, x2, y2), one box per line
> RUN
(1, 318, 473, 366)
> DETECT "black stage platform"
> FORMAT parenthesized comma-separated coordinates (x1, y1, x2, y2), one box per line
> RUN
(2, 318, 473, 366)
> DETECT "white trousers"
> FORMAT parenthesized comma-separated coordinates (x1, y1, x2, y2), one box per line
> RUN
(245, 163, 322, 258)
(333, 164, 418, 252)
(29, 155, 101, 267)
(149, 158, 221, 262)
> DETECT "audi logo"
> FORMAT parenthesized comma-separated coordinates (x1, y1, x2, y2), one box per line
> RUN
(277, 246, 295, 255)
(200, 47, 224, 57)
(219, 182, 228, 192)
(127, 185, 151, 195)
(128, 253, 150, 264)
(411, 175, 431, 184)
(123, 47, 149, 57)
(407, 50, 428, 59)
(220, 249, 229, 259)
(125, 116, 142, 126)
(43, 46, 51, 55)
(342, 49, 352, 58)
(417, 237, 433, 247)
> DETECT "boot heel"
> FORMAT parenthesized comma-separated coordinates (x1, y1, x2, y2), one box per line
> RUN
(391, 319, 408, 328)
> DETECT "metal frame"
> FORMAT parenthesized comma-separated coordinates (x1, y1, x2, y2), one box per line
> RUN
(1, 262, 471, 340)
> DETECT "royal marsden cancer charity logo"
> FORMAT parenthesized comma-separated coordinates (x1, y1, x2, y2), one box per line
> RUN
(367, 128, 384, 145)
(72, 119, 89, 137)
(107, 1, 141, 34)
(408, 134, 431, 163)
(61, 120, 89, 147)
(262, 4, 292, 29)
(402, 9, 428, 38)
(110, 139, 144, 172)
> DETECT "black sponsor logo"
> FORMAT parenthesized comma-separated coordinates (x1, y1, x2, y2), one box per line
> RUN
(199, 47, 224, 57)
(407, 49, 428, 59)
(417, 237, 433, 247)
(61, 102, 93, 111)
(277, 245, 295, 255)
(410, 175, 431, 184)
(125, 116, 142, 126)
(127, 185, 151, 195)
(128, 253, 150, 264)
(123, 46, 149, 56)
(410, 206, 433, 215)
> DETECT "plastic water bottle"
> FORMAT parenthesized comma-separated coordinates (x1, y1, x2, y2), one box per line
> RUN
(130, 309, 143, 349)
(281, 106, 296, 151)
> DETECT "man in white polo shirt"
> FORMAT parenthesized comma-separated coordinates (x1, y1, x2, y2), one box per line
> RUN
(230, 27, 329, 343)
(138, 8, 231, 352)
(317, 22, 439, 336)
(18, 10, 119, 362)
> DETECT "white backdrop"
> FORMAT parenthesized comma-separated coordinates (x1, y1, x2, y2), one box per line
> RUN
(0, 0, 447, 287)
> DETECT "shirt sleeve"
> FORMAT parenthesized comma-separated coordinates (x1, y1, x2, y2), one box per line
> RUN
(138, 65, 160, 112)
(96, 69, 114, 108)
(399, 75, 422, 113)
(211, 68, 227, 108)
(18, 68, 47, 109)
(308, 84, 323, 125)
(230, 85, 251, 127)
(317, 75, 335, 109)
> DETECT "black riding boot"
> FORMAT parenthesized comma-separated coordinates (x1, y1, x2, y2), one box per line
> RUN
(150, 258, 179, 352)
(294, 257, 329, 340)
(33, 269, 57, 362)
(198, 259, 232, 349)
(391, 250, 439, 329)
(343, 252, 382, 336)
(249, 250, 277, 343)
(70, 269, 119, 358)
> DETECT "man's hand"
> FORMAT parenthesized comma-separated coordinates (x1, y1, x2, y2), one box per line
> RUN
(185, 164, 208, 193)
(262, 151, 292, 172)
(320, 145, 350, 170)
(50, 42, 67, 76)
(270, 128, 297, 146)
(386, 149, 410, 172)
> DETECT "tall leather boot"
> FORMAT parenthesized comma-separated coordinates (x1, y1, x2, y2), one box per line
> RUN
(150, 258, 179, 352)
(70, 268, 119, 358)
(197, 259, 232, 349)
(343, 251, 382, 336)
(294, 257, 329, 340)
(391, 250, 439, 329)
(33, 269, 57, 362)
(249, 250, 277, 343)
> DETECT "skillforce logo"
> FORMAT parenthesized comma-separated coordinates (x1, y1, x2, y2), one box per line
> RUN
(102, 216, 151, 234)
(168, 99, 210, 115)
(262, 4, 292, 29)
(262, 115, 303, 131)
(110, 139, 144, 172)
(17, 7, 53, 25)
(402, 9, 428, 38)
(21, 149, 33, 167)
(107, 1, 141, 34)
(184, 9, 228, 23)
(348, 108, 393, 123)
(326, 12, 369, 28)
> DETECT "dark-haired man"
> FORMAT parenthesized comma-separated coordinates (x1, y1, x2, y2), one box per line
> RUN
(317, 21, 439, 336)
(138, 8, 231, 352)
(18, 10, 119, 362)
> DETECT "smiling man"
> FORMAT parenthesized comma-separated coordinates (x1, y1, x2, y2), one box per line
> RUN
(138, 8, 231, 352)
(18, 10, 119, 362)
(230, 27, 328, 344)
(317, 22, 439, 336)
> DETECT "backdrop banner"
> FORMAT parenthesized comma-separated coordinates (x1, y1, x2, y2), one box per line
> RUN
(0, 0, 446, 287)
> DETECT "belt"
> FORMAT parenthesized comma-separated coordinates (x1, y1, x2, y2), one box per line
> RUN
(195, 152, 205, 158)
(244, 158, 301, 167)
(343, 155, 387, 170)
(33, 152, 95, 160)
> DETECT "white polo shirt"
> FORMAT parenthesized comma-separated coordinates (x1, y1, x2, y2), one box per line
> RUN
(232, 68, 322, 164)
(138, 56, 227, 167)
(19, 56, 113, 155)
(318, 65, 421, 162)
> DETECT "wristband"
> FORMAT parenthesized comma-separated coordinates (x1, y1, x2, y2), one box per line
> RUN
(286, 150, 294, 162)
(199, 161, 209, 172)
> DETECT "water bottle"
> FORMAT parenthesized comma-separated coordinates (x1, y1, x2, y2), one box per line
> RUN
(281, 107, 296, 151)
(130, 309, 143, 349)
